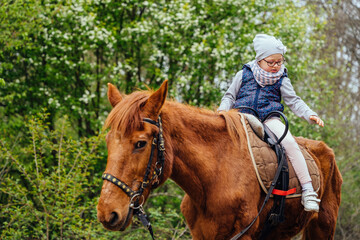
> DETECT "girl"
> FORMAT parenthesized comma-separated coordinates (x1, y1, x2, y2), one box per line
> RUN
(218, 34, 323, 212)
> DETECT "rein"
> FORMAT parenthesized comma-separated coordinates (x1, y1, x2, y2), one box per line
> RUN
(102, 115, 165, 240)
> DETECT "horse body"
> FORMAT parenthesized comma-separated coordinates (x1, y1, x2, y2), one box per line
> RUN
(97, 81, 342, 239)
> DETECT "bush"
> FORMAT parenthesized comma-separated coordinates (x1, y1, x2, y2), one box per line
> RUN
(0, 112, 105, 238)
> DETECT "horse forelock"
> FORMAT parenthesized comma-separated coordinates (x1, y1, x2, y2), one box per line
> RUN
(104, 91, 150, 136)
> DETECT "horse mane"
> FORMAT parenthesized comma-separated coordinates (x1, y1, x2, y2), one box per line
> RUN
(219, 110, 244, 145)
(104, 90, 151, 136)
(104, 88, 244, 145)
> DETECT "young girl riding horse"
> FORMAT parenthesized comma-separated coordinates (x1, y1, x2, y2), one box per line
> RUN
(218, 34, 323, 212)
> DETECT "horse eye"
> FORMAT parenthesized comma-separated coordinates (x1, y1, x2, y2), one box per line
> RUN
(135, 141, 147, 149)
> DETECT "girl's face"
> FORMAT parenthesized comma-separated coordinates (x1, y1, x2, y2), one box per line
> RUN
(258, 53, 284, 73)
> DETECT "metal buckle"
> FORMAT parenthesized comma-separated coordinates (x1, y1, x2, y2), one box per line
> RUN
(152, 175, 159, 185)
(141, 181, 149, 189)
(155, 162, 162, 173)
(129, 193, 145, 209)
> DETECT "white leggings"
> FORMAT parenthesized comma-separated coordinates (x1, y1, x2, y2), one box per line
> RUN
(264, 118, 312, 185)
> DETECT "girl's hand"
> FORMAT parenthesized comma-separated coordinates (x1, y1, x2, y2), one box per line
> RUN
(310, 115, 324, 127)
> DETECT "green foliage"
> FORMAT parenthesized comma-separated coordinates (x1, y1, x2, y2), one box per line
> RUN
(337, 157, 360, 239)
(0, 112, 105, 238)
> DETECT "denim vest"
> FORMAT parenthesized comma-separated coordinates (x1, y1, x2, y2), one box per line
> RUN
(234, 64, 287, 121)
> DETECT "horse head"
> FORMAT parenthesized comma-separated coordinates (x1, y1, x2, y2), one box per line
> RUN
(97, 81, 169, 231)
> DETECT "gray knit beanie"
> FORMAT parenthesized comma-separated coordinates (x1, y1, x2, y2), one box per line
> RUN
(253, 34, 287, 61)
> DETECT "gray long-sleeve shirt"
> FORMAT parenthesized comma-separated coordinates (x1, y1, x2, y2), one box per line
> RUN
(218, 70, 317, 124)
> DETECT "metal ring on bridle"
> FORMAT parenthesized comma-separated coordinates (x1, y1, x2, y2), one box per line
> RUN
(129, 193, 145, 209)
(155, 162, 162, 174)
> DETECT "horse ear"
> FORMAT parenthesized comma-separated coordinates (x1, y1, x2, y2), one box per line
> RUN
(143, 80, 168, 119)
(107, 83, 123, 108)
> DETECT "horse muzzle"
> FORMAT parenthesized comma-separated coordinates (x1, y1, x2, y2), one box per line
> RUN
(97, 203, 133, 231)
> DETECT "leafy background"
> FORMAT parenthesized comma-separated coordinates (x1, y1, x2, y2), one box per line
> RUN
(1, 0, 359, 239)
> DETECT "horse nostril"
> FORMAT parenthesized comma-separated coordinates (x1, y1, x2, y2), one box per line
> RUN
(109, 212, 119, 226)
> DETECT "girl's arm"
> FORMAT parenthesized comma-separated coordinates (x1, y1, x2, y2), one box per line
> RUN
(218, 70, 243, 111)
(281, 77, 323, 126)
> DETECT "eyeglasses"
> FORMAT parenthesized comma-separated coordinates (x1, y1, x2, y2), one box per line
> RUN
(262, 58, 286, 67)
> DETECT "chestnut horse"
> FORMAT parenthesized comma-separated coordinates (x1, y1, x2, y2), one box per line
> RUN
(97, 80, 342, 239)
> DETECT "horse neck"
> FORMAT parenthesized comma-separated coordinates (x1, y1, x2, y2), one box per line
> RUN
(161, 102, 238, 204)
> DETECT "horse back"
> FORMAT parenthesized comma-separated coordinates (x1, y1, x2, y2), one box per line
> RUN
(295, 136, 342, 202)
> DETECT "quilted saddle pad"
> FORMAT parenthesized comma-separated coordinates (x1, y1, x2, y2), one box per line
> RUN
(240, 114, 320, 198)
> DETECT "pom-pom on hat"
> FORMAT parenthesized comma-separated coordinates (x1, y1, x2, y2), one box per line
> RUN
(253, 34, 287, 61)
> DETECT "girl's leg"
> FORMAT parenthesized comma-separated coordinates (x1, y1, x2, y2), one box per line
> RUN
(264, 118, 312, 185)
(264, 118, 320, 212)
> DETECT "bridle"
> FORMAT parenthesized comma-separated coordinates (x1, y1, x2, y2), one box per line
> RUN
(102, 115, 165, 240)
